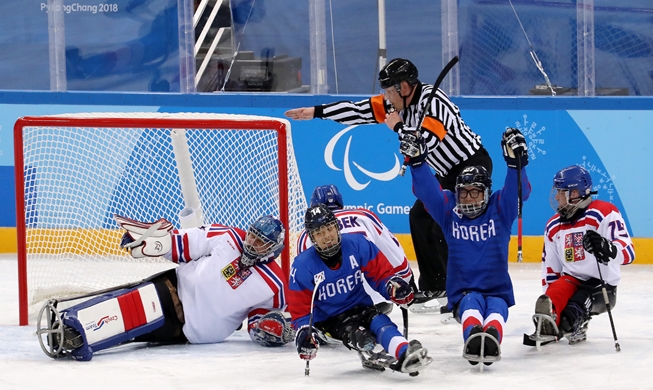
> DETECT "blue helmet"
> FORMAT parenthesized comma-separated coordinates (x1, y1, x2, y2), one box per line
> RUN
(304, 204, 341, 259)
(551, 165, 594, 219)
(455, 166, 492, 218)
(310, 184, 344, 210)
(242, 215, 285, 267)
(553, 165, 593, 195)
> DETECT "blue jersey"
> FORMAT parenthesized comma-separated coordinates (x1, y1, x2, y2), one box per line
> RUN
(287, 234, 398, 329)
(411, 163, 531, 309)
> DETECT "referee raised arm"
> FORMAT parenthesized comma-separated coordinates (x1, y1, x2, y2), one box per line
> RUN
(285, 58, 493, 305)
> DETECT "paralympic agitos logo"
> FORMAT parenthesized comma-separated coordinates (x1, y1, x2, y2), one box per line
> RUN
(324, 125, 401, 190)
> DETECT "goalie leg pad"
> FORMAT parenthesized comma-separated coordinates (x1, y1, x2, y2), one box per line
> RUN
(57, 283, 166, 360)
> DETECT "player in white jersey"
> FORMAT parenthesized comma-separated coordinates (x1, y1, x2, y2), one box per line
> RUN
(526, 165, 635, 347)
(36, 215, 293, 361)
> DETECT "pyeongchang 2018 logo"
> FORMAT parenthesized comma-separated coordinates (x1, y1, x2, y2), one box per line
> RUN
(85, 315, 119, 331)
(325, 125, 401, 190)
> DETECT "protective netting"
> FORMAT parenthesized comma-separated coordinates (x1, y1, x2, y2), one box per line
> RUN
(457, 1, 653, 96)
(16, 112, 306, 321)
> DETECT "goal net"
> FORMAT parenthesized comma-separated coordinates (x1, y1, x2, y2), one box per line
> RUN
(14, 112, 307, 325)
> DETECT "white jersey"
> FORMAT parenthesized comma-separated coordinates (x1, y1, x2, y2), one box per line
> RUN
(167, 224, 286, 344)
(542, 199, 635, 289)
(296, 208, 412, 304)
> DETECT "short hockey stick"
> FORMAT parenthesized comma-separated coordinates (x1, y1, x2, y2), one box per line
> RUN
(595, 261, 621, 352)
(305, 271, 326, 376)
(399, 56, 459, 176)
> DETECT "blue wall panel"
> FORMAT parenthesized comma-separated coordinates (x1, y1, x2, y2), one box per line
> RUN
(1, 91, 651, 238)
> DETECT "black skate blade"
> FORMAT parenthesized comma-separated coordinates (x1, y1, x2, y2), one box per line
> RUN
(523, 332, 558, 347)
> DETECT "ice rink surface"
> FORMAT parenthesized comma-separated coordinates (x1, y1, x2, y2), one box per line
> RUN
(1, 254, 651, 390)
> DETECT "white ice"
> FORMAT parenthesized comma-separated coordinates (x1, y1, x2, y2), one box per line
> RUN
(1, 253, 651, 390)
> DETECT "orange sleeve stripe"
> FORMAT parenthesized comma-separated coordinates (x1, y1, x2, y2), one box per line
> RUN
(422, 116, 446, 140)
(370, 94, 386, 123)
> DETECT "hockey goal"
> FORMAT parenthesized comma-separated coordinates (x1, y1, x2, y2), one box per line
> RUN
(14, 112, 307, 325)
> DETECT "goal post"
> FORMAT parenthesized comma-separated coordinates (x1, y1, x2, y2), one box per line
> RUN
(14, 112, 307, 325)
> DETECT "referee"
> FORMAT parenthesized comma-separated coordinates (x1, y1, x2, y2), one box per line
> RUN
(285, 58, 493, 306)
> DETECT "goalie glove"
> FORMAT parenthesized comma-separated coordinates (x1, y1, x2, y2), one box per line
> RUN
(250, 311, 295, 347)
(583, 230, 617, 264)
(114, 214, 173, 258)
(501, 127, 528, 168)
(386, 276, 415, 306)
(399, 130, 427, 168)
(295, 325, 320, 360)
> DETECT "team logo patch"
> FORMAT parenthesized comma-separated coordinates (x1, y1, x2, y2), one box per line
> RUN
(564, 232, 586, 263)
(221, 259, 252, 289)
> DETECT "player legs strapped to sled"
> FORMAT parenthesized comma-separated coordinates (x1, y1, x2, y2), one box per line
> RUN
(526, 280, 617, 348)
(288, 205, 432, 376)
(457, 293, 504, 369)
(37, 214, 294, 361)
(401, 127, 531, 370)
(525, 165, 634, 350)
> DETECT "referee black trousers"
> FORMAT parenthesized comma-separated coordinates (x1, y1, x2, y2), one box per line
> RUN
(410, 146, 493, 293)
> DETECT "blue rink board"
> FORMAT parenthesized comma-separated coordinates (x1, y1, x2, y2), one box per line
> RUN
(0, 91, 651, 237)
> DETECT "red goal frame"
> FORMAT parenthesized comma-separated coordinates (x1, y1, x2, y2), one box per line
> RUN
(14, 115, 291, 326)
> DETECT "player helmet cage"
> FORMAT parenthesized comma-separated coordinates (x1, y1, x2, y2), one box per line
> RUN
(550, 165, 595, 219)
(455, 166, 492, 218)
(310, 184, 344, 210)
(378, 58, 419, 90)
(242, 215, 285, 267)
(304, 204, 342, 259)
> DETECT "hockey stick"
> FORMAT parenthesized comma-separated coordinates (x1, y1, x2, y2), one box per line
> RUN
(508, 0, 556, 96)
(305, 271, 326, 376)
(595, 261, 621, 352)
(399, 56, 460, 176)
(401, 307, 409, 339)
(516, 150, 523, 263)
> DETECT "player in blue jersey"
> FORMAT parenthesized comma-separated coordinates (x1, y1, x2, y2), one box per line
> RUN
(287, 204, 432, 374)
(399, 127, 531, 366)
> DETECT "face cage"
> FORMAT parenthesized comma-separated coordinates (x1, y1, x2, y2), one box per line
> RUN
(550, 187, 591, 219)
(456, 187, 490, 218)
(242, 231, 278, 267)
(308, 221, 342, 258)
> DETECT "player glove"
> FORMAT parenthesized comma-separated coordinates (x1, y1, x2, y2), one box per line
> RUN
(295, 325, 320, 360)
(399, 130, 427, 168)
(115, 215, 173, 258)
(583, 230, 617, 264)
(501, 127, 528, 168)
(250, 311, 295, 347)
(386, 276, 415, 306)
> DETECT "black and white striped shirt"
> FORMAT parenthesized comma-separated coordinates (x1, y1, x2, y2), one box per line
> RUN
(314, 83, 483, 176)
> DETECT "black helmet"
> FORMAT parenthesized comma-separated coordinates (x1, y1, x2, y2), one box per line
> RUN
(455, 166, 492, 218)
(379, 58, 419, 89)
(304, 204, 341, 259)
